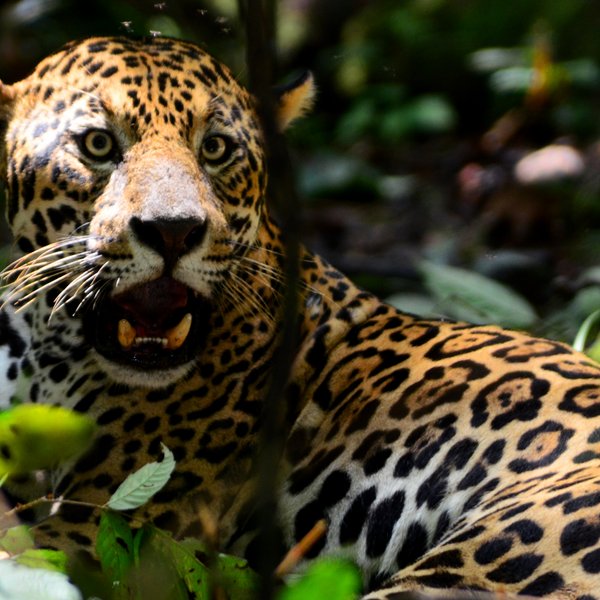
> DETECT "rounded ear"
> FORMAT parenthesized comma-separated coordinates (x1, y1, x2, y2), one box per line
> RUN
(0, 81, 19, 178)
(275, 71, 316, 131)
(0, 80, 18, 117)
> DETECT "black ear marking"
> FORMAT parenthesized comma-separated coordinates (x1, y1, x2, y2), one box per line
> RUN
(273, 70, 313, 97)
(274, 71, 316, 131)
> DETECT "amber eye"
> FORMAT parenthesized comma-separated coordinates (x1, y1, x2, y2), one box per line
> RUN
(201, 135, 233, 165)
(78, 129, 118, 161)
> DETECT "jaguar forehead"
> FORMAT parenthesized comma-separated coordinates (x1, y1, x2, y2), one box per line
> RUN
(2, 37, 274, 251)
(39, 38, 244, 96)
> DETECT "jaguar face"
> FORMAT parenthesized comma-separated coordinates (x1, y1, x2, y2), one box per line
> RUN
(76, 128, 238, 384)
(0, 36, 284, 387)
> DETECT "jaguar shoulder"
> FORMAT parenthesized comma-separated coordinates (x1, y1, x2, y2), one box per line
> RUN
(1, 36, 600, 600)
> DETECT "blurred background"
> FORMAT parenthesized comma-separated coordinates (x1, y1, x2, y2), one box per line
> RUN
(2, 0, 600, 345)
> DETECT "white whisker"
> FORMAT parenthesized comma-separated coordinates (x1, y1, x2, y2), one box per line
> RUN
(0, 229, 109, 320)
(50, 269, 96, 320)
(232, 253, 329, 305)
(227, 271, 276, 324)
(9, 272, 73, 311)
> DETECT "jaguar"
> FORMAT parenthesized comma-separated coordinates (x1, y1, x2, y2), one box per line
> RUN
(1, 35, 600, 599)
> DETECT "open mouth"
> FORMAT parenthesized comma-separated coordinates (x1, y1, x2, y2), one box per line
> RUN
(82, 276, 212, 370)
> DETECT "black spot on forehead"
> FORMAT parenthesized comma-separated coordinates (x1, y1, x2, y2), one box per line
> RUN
(32, 36, 233, 95)
(87, 40, 110, 53)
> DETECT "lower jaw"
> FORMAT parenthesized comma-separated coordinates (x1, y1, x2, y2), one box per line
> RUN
(93, 353, 196, 389)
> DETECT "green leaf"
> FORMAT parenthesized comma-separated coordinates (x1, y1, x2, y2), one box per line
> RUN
(490, 66, 534, 94)
(470, 47, 526, 73)
(180, 538, 260, 600)
(277, 559, 361, 600)
(385, 292, 436, 317)
(144, 526, 211, 599)
(15, 549, 68, 573)
(0, 560, 82, 600)
(107, 444, 175, 510)
(573, 308, 600, 352)
(418, 260, 537, 328)
(132, 525, 150, 566)
(0, 525, 35, 554)
(409, 95, 456, 133)
(96, 510, 134, 583)
(0, 405, 95, 477)
(585, 339, 600, 363)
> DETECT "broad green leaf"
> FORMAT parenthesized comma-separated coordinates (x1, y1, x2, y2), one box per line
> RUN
(180, 538, 260, 600)
(0, 405, 95, 476)
(0, 560, 82, 600)
(419, 260, 537, 328)
(15, 549, 68, 573)
(277, 559, 361, 600)
(126, 531, 190, 600)
(577, 286, 600, 314)
(490, 66, 534, 94)
(96, 510, 134, 583)
(386, 292, 436, 317)
(144, 525, 211, 599)
(107, 444, 175, 510)
(470, 48, 526, 73)
(407, 95, 456, 134)
(0, 525, 35, 554)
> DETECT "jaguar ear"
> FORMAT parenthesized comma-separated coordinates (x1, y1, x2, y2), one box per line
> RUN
(0, 81, 18, 177)
(0, 80, 17, 117)
(275, 71, 316, 131)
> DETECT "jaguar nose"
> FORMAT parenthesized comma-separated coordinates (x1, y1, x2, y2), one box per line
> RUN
(130, 216, 207, 268)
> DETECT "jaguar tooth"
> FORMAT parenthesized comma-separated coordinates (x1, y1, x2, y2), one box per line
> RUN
(166, 313, 192, 350)
(118, 319, 136, 349)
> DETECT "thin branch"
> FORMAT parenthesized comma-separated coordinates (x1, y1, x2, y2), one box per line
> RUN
(239, 1, 303, 598)
(275, 519, 328, 579)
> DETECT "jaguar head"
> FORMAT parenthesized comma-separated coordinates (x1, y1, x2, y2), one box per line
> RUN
(0, 36, 314, 388)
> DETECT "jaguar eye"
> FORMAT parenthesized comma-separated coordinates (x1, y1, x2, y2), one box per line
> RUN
(79, 129, 118, 161)
(201, 135, 233, 165)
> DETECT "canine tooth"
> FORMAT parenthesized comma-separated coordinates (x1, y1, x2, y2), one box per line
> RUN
(118, 319, 136, 349)
(166, 313, 192, 350)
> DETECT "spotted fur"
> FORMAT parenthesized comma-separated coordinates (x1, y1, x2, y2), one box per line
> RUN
(2, 37, 600, 599)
